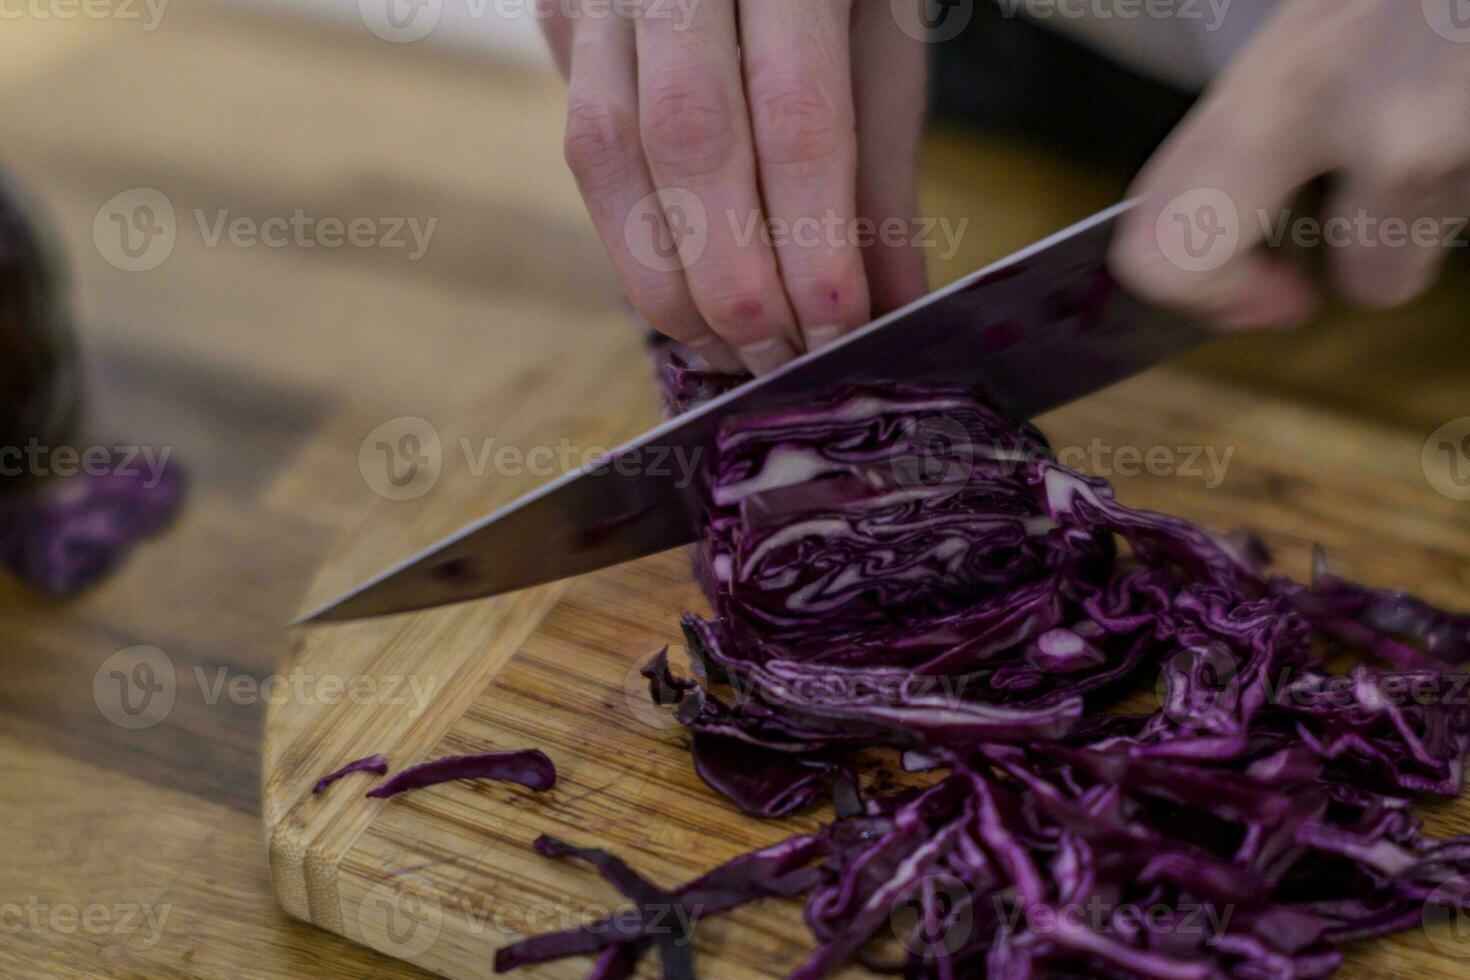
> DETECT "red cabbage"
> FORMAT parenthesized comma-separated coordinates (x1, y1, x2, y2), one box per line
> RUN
(640, 646, 699, 706)
(0, 453, 184, 594)
(494, 834, 828, 977)
(364, 749, 556, 799)
(494, 349, 1470, 979)
(312, 753, 389, 795)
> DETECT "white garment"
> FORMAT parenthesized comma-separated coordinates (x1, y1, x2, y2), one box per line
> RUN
(1004, 0, 1278, 90)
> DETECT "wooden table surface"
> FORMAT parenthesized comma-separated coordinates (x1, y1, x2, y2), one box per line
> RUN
(0, 5, 1465, 979)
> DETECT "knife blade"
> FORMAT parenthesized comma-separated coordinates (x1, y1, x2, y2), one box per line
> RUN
(298, 200, 1210, 624)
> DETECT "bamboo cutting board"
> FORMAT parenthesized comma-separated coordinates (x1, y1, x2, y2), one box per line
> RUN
(263, 357, 1470, 980)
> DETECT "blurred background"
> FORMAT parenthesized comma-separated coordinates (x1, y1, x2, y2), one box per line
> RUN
(0, 2, 1466, 978)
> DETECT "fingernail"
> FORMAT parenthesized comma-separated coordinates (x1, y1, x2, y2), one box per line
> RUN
(1214, 293, 1288, 332)
(737, 338, 797, 376)
(804, 325, 845, 351)
(1215, 306, 1278, 332)
(1364, 268, 1436, 311)
(687, 336, 743, 374)
(1216, 291, 1321, 332)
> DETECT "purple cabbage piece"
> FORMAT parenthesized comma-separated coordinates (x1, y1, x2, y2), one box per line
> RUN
(530, 836, 697, 980)
(1300, 546, 1470, 667)
(494, 833, 827, 977)
(644, 649, 853, 817)
(688, 732, 840, 818)
(494, 350, 1470, 979)
(312, 753, 389, 795)
(0, 452, 184, 594)
(640, 647, 698, 706)
(365, 749, 556, 799)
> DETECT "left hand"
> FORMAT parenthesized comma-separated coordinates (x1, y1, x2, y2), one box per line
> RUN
(1111, 0, 1470, 330)
(536, 0, 931, 375)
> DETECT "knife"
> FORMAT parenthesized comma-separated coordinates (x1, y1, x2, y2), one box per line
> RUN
(298, 200, 1210, 624)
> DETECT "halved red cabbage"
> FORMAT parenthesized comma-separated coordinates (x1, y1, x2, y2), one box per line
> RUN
(496, 350, 1470, 979)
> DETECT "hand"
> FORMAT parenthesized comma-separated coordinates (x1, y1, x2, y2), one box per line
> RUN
(1111, 0, 1470, 329)
(540, 0, 931, 374)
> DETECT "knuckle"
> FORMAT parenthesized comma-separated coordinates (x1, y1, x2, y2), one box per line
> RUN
(1260, 26, 1345, 108)
(563, 99, 641, 191)
(626, 277, 695, 330)
(786, 265, 870, 328)
(1370, 149, 1462, 204)
(698, 277, 780, 335)
(747, 68, 848, 174)
(640, 68, 739, 178)
(1276, 54, 1337, 107)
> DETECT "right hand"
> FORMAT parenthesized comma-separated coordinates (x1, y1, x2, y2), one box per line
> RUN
(540, 0, 932, 375)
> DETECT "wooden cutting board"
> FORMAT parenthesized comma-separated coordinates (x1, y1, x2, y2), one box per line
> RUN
(262, 351, 1470, 980)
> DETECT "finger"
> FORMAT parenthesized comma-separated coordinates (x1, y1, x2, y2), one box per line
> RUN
(563, 12, 741, 371)
(739, 0, 868, 352)
(851, 0, 930, 314)
(1110, 97, 1322, 331)
(635, 0, 801, 375)
(1321, 173, 1454, 311)
(1320, 96, 1470, 311)
(536, 0, 575, 78)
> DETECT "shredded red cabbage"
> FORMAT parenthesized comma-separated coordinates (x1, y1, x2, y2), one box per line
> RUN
(0, 453, 184, 594)
(364, 749, 557, 799)
(495, 833, 827, 978)
(312, 754, 390, 795)
(496, 350, 1470, 979)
